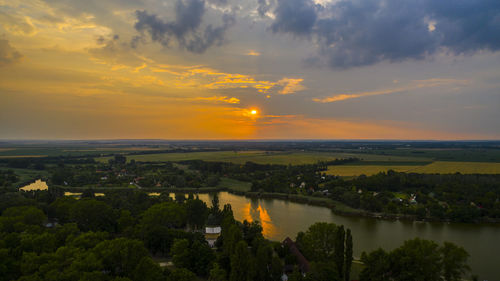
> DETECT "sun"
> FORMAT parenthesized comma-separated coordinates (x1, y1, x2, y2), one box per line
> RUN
(251, 110, 258, 115)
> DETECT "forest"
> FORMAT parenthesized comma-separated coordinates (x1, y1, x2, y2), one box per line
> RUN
(0, 183, 473, 281)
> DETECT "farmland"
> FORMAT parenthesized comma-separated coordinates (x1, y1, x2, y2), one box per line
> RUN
(97, 150, 431, 165)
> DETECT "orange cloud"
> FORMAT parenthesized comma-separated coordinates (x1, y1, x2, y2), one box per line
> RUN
(313, 78, 470, 103)
(278, 78, 305, 94)
(191, 96, 240, 104)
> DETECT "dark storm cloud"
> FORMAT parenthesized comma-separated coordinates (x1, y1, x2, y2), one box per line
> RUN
(0, 38, 23, 67)
(134, 0, 235, 53)
(270, 0, 317, 36)
(269, 0, 500, 68)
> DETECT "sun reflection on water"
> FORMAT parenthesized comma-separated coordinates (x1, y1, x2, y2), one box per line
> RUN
(242, 202, 277, 238)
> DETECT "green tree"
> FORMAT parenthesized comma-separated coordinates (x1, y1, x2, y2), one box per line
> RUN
(208, 263, 227, 281)
(171, 239, 191, 268)
(295, 222, 337, 261)
(132, 257, 164, 281)
(344, 229, 353, 281)
(167, 268, 196, 281)
(288, 266, 304, 281)
(93, 238, 150, 277)
(71, 199, 116, 232)
(305, 262, 339, 281)
(334, 225, 345, 278)
(186, 198, 208, 230)
(440, 242, 470, 281)
(229, 240, 252, 281)
(360, 248, 391, 281)
(140, 202, 187, 229)
(391, 238, 441, 281)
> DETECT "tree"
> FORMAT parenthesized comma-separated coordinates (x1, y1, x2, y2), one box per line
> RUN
(242, 220, 263, 244)
(132, 257, 164, 281)
(171, 239, 191, 269)
(295, 222, 337, 261)
(440, 242, 470, 281)
(93, 238, 150, 277)
(390, 238, 441, 281)
(167, 268, 196, 281)
(186, 198, 208, 230)
(288, 266, 304, 281)
(334, 225, 345, 278)
(344, 229, 353, 281)
(208, 263, 227, 281)
(305, 262, 340, 281)
(255, 241, 273, 281)
(140, 202, 187, 229)
(71, 199, 116, 232)
(229, 241, 252, 281)
(359, 249, 391, 281)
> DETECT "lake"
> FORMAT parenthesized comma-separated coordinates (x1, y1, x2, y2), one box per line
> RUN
(194, 191, 500, 280)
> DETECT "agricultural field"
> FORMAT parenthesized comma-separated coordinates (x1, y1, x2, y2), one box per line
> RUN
(325, 165, 418, 177)
(97, 151, 431, 165)
(326, 161, 500, 176)
(408, 161, 500, 174)
(0, 146, 168, 158)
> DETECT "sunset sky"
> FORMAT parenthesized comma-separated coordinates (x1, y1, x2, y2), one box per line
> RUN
(1, 0, 499, 140)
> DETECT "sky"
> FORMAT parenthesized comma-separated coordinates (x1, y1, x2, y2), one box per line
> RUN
(0, 0, 499, 140)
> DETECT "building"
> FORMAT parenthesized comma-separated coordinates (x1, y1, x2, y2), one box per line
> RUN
(205, 214, 221, 248)
(282, 237, 310, 274)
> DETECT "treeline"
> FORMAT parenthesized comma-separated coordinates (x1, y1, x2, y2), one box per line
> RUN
(325, 171, 500, 222)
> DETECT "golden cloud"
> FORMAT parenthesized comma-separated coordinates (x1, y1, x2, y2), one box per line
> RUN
(278, 78, 305, 94)
(313, 78, 470, 103)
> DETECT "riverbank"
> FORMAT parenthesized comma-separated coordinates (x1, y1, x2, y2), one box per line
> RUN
(55, 184, 500, 224)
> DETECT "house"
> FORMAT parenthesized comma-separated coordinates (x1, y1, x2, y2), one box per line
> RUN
(282, 237, 310, 274)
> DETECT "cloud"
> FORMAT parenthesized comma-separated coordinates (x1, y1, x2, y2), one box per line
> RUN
(269, 0, 500, 68)
(257, 0, 274, 17)
(246, 50, 261, 56)
(271, 0, 317, 36)
(134, 0, 236, 53)
(0, 38, 23, 67)
(277, 78, 305, 94)
(192, 96, 240, 104)
(312, 78, 470, 103)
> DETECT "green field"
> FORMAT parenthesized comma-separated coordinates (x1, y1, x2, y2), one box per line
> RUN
(216, 177, 252, 192)
(0, 168, 50, 184)
(0, 146, 168, 158)
(97, 151, 430, 165)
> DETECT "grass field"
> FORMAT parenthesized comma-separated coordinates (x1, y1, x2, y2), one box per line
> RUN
(97, 151, 431, 165)
(326, 161, 500, 176)
(0, 168, 50, 184)
(216, 177, 252, 192)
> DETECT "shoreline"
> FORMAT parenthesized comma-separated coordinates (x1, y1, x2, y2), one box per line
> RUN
(55, 185, 500, 224)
